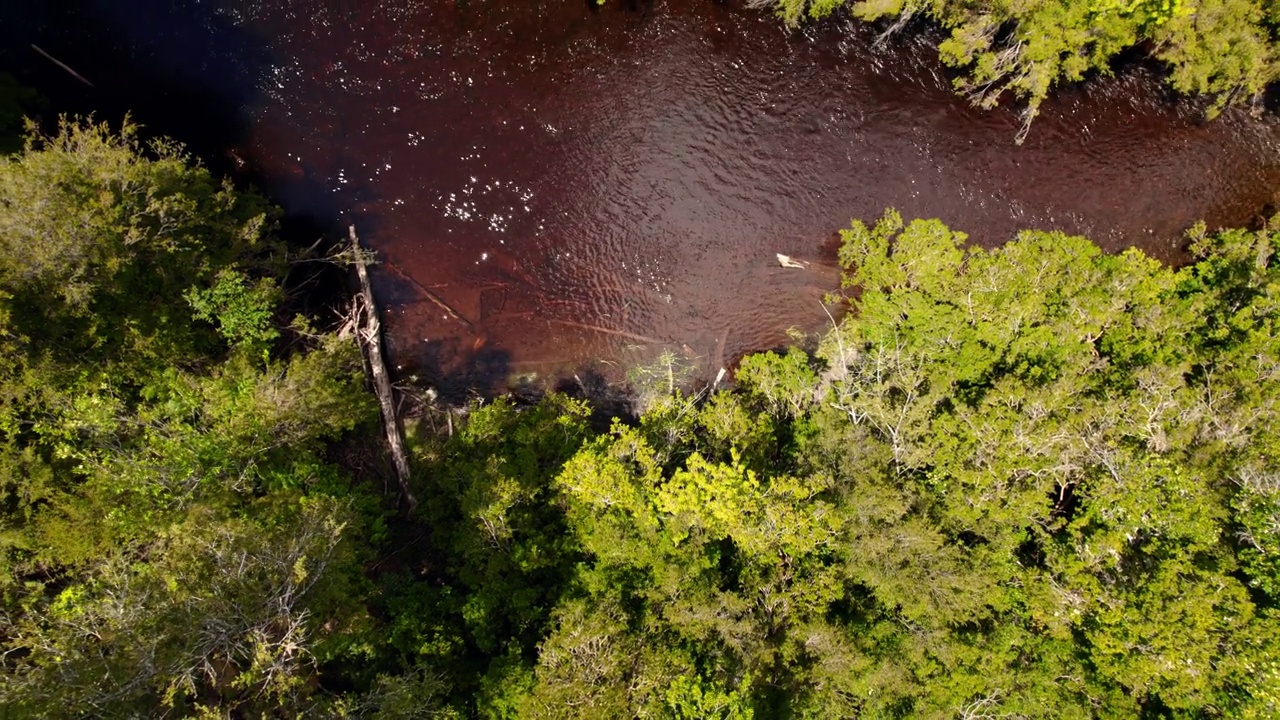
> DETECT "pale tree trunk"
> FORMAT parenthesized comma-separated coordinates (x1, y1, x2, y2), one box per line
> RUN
(349, 225, 418, 513)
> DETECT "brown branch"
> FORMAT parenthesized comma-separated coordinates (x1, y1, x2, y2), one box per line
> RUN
(31, 45, 94, 87)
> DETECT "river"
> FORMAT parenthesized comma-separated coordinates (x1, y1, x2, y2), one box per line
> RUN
(12, 0, 1280, 394)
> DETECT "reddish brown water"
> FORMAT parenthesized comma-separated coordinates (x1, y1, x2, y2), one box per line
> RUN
(81, 1, 1280, 390)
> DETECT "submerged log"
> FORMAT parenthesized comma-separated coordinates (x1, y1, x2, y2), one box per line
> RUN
(349, 225, 418, 513)
(380, 260, 476, 330)
(31, 45, 94, 87)
(547, 319, 663, 344)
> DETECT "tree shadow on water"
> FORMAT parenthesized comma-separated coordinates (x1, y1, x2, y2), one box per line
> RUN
(553, 365, 638, 430)
(398, 338, 514, 407)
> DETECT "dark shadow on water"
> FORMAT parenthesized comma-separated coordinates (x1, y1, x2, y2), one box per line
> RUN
(403, 339, 513, 406)
(366, 262, 434, 310)
(0, 0, 354, 239)
(2, 1, 253, 170)
(1262, 84, 1280, 116)
(585, 0, 656, 16)
(554, 365, 638, 430)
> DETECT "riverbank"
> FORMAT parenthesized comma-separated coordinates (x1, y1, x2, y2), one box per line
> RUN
(6, 120, 1278, 713)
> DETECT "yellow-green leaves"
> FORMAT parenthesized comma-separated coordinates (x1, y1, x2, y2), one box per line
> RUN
(652, 450, 837, 559)
(802, 211, 1280, 714)
(0, 123, 385, 717)
(663, 672, 755, 719)
(1092, 0, 1192, 25)
(0, 118, 282, 390)
(4, 500, 357, 715)
(735, 348, 817, 419)
(1156, 0, 1277, 115)
(185, 269, 281, 353)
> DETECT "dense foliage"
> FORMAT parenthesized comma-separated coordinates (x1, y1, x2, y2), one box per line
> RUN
(757, 0, 1279, 137)
(3, 123, 1280, 718)
(0, 121, 383, 716)
(395, 211, 1280, 717)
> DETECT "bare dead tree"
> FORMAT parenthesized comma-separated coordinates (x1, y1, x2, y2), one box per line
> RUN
(349, 225, 418, 513)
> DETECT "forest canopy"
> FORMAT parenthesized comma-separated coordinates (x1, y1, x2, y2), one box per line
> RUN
(0, 120, 382, 716)
(756, 0, 1280, 137)
(1, 123, 1279, 717)
(431, 211, 1280, 718)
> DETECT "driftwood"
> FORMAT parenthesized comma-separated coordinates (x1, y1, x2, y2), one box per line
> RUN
(31, 45, 94, 87)
(713, 331, 728, 381)
(349, 225, 418, 513)
(776, 253, 810, 269)
(380, 260, 476, 330)
(548, 319, 662, 344)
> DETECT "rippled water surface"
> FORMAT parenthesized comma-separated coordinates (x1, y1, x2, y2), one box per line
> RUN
(86, 1, 1280, 388)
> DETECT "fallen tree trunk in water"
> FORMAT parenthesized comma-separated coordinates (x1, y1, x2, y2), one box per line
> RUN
(31, 44, 94, 87)
(349, 225, 418, 513)
(380, 259, 476, 330)
(547, 318, 663, 344)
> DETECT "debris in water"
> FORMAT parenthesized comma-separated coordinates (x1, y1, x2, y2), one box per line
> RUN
(776, 254, 809, 269)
